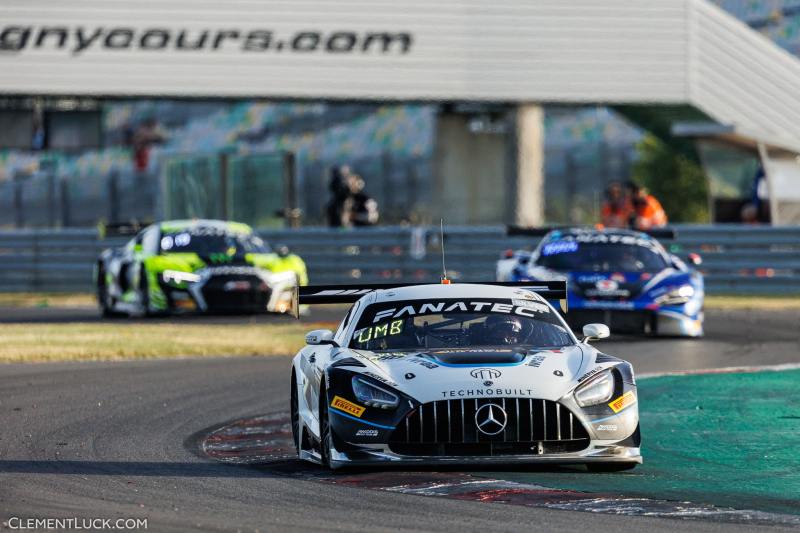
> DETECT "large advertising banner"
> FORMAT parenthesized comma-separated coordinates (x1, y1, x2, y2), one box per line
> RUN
(0, 0, 687, 101)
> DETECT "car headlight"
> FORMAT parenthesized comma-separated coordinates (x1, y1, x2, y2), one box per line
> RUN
(161, 269, 200, 284)
(574, 370, 615, 407)
(351, 376, 399, 409)
(655, 284, 695, 305)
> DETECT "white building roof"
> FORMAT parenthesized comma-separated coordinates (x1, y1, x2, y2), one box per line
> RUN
(2, 0, 799, 150)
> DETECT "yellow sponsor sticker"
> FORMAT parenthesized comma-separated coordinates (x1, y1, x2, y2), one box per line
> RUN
(331, 395, 366, 417)
(608, 390, 637, 413)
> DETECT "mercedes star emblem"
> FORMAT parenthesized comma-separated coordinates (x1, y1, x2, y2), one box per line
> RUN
(474, 403, 508, 436)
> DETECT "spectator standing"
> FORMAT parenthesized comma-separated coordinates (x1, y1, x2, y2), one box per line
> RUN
(325, 165, 352, 227)
(132, 118, 166, 172)
(741, 166, 770, 224)
(600, 181, 631, 228)
(626, 181, 668, 229)
(345, 174, 379, 227)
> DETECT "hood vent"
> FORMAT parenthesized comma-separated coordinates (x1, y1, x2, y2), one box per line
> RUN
(423, 349, 526, 366)
(331, 357, 366, 368)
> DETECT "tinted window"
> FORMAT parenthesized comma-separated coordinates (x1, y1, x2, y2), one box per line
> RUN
(350, 298, 572, 351)
(160, 228, 269, 256)
(537, 242, 668, 272)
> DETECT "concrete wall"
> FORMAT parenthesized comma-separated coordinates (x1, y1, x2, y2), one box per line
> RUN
(432, 106, 544, 225)
(433, 112, 509, 225)
(509, 105, 545, 227)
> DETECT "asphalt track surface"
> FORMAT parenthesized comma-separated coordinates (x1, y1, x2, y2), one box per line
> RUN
(0, 305, 345, 325)
(1, 307, 799, 532)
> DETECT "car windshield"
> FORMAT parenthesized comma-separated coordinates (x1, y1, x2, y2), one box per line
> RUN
(536, 241, 668, 272)
(160, 228, 269, 256)
(349, 298, 573, 351)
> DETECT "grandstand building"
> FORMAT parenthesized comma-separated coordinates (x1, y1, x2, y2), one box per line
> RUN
(2, 0, 800, 226)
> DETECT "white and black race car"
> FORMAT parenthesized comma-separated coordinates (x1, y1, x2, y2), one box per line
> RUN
(290, 281, 641, 470)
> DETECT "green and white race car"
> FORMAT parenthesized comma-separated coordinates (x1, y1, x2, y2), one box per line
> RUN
(95, 219, 308, 317)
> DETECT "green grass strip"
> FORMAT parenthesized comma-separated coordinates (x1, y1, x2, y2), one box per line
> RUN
(480, 369, 800, 515)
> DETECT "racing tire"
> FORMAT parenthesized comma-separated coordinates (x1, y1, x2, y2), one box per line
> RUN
(318, 384, 333, 469)
(586, 462, 638, 473)
(100, 297, 123, 319)
(139, 269, 154, 317)
(97, 266, 124, 318)
(290, 370, 300, 455)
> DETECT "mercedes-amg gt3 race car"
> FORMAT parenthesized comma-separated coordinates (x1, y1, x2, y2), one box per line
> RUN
(497, 227, 704, 337)
(290, 281, 641, 471)
(95, 219, 308, 316)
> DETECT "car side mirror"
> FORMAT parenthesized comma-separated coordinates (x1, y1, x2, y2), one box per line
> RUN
(687, 253, 702, 266)
(306, 329, 337, 346)
(582, 323, 610, 343)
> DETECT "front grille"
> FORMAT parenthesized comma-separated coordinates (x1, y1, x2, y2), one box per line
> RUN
(573, 282, 645, 300)
(567, 310, 653, 333)
(201, 275, 269, 312)
(388, 398, 589, 457)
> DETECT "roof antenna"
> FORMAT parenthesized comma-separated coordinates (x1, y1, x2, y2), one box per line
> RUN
(440, 219, 451, 284)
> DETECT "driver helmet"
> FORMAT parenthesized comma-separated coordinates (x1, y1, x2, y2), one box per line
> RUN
(484, 315, 526, 345)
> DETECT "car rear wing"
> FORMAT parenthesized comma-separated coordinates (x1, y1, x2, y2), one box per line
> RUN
(292, 281, 568, 317)
(507, 225, 677, 240)
(97, 220, 150, 239)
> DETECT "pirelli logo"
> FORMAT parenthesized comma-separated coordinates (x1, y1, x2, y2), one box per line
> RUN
(331, 395, 365, 417)
(608, 391, 637, 413)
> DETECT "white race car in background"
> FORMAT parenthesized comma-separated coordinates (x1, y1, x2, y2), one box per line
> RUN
(289, 281, 641, 471)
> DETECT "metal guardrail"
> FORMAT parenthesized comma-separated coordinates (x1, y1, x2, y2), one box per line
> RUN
(0, 225, 799, 294)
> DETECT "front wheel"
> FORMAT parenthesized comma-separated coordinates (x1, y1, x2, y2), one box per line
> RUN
(97, 267, 123, 318)
(318, 386, 333, 469)
(586, 462, 638, 473)
(290, 371, 300, 455)
(139, 269, 153, 317)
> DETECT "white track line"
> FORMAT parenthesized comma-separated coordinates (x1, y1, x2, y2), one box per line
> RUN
(638, 362, 800, 379)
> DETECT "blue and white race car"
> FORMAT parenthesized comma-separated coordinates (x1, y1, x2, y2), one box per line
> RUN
(497, 227, 704, 337)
